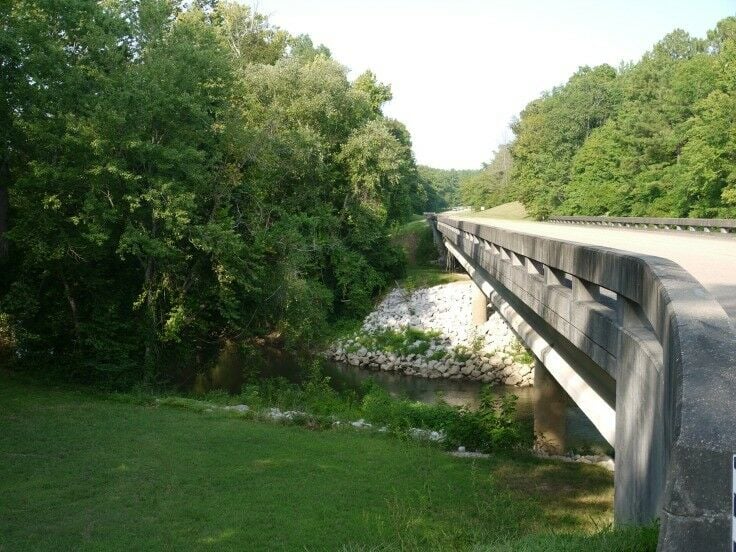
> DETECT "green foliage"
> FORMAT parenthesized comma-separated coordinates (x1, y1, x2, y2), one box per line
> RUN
(416, 165, 479, 211)
(0, 313, 15, 363)
(460, 144, 515, 209)
(239, 364, 361, 420)
(350, 326, 442, 356)
(503, 18, 736, 219)
(452, 344, 472, 362)
(390, 216, 467, 289)
(445, 389, 527, 452)
(358, 384, 528, 453)
(1, 0, 426, 383)
(510, 342, 534, 365)
(511, 64, 622, 219)
(427, 349, 446, 361)
(161, 360, 529, 453)
(360, 385, 458, 431)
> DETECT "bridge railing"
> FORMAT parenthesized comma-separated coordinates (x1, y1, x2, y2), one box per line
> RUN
(547, 214, 736, 233)
(428, 213, 736, 550)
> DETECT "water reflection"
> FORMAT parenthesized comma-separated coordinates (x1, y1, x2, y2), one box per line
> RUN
(209, 344, 611, 455)
(326, 362, 612, 455)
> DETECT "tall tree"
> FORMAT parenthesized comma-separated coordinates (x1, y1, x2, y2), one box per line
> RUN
(460, 144, 513, 209)
(510, 64, 620, 218)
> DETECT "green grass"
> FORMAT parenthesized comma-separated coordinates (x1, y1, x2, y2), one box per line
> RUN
(402, 267, 468, 290)
(391, 216, 467, 290)
(0, 372, 656, 551)
(470, 201, 529, 220)
(485, 524, 659, 551)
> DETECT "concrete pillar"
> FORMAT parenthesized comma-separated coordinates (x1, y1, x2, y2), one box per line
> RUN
(533, 359, 567, 455)
(471, 284, 488, 325)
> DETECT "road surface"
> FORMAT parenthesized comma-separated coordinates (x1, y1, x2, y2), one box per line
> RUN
(452, 214, 736, 323)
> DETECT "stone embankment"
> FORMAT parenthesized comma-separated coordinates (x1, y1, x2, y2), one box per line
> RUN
(328, 282, 533, 386)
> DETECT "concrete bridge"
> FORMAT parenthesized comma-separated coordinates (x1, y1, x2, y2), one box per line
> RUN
(427, 212, 736, 551)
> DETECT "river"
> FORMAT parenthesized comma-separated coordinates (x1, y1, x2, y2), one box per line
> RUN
(324, 361, 612, 455)
(212, 344, 611, 455)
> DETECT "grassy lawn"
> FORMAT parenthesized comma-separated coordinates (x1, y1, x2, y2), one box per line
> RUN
(0, 372, 657, 551)
(468, 201, 529, 220)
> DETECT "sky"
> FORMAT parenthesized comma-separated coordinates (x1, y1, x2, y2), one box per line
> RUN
(252, 0, 735, 169)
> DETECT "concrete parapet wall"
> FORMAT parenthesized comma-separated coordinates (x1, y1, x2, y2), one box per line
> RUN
(548, 214, 736, 233)
(428, 213, 736, 551)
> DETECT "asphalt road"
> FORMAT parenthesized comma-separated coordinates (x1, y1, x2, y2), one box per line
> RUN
(453, 215, 736, 323)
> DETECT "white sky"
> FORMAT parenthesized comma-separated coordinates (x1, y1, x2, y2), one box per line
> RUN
(252, 0, 735, 169)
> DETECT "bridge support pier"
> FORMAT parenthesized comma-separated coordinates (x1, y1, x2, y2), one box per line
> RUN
(533, 359, 567, 455)
(471, 284, 489, 325)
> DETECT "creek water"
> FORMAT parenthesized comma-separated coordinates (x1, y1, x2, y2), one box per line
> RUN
(212, 345, 611, 455)
(324, 362, 612, 455)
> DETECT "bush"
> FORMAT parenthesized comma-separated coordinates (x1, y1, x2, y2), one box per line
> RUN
(350, 326, 442, 356)
(445, 389, 527, 452)
(360, 384, 528, 452)
(238, 363, 362, 420)
(201, 365, 529, 453)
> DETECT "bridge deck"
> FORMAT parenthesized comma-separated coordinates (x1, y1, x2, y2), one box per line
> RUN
(454, 215, 736, 323)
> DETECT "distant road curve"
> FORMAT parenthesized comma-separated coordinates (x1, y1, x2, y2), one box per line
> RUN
(452, 214, 736, 323)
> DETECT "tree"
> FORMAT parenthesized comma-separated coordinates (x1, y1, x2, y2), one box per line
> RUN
(676, 18, 736, 216)
(1, 0, 422, 383)
(416, 166, 478, 211)
(512, 20, 736, 219)
(510, 64, 621, 218)
(460, 144, 513, 209)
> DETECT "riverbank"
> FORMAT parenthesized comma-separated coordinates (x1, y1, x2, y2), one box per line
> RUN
(328, 281, 534, 386)
(0, 372, 656, 550)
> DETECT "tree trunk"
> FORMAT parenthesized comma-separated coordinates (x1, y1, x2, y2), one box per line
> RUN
(62, 276, 81, 342)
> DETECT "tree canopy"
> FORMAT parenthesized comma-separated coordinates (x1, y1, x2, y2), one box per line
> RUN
(465, 17, 736, 220)
(417, 166, 478, 211)
(0, 0, 424, 383)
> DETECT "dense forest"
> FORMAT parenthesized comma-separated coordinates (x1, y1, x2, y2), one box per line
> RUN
(0, 0, 443, 383)
(459, 145, 513, 210)
(3, 4, 734, 385)
(462, 17, 736, 219)
(417, 166, 478, 211)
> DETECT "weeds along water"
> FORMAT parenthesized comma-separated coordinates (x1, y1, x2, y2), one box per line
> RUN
(163, 361, 533, 455)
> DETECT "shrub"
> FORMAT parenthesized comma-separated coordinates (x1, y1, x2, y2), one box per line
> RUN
(237, 363, 361, 420)
(351, 327, 441, 357)
(445, 389, 527, 452)
(452, 345, 472, 362)
(208, 365, 529, 453)
(360, 386, 457, 432)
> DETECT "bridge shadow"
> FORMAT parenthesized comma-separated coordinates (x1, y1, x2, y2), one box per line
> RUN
(491, 454, 614, 531)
